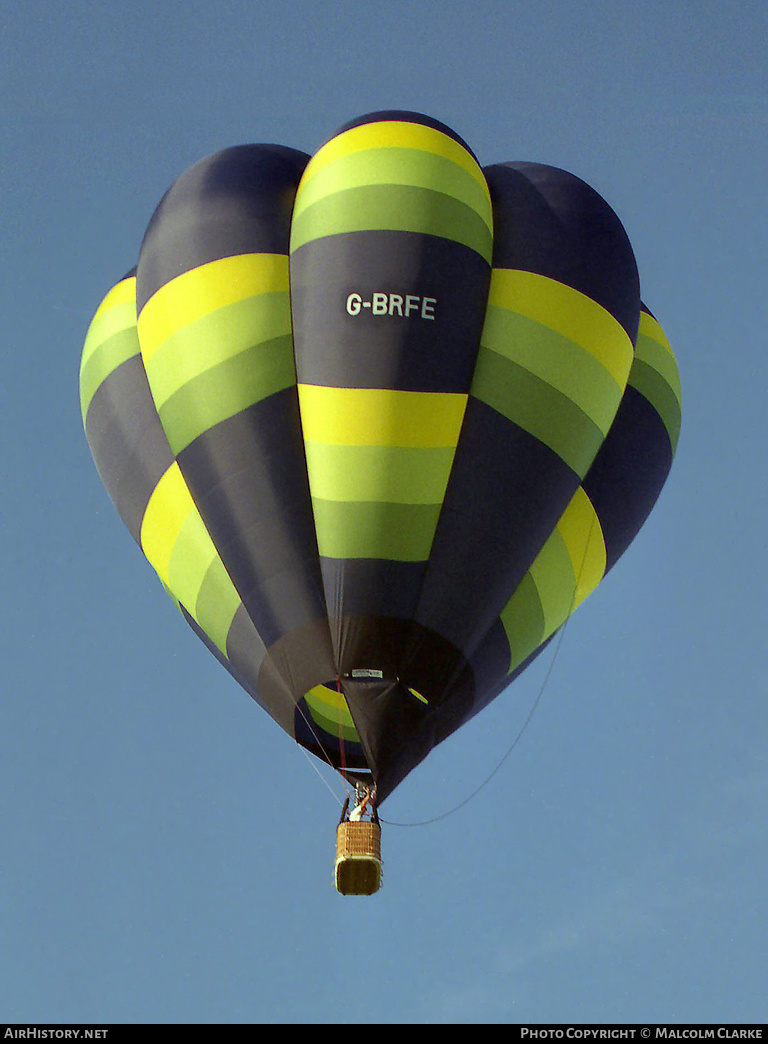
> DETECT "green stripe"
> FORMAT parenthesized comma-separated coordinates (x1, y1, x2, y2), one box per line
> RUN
(305, 692, 359, 742)
(290, 184, 493, 262)
(481, 305, 623, 435)
(628, 357, 682, 452)
(294, 148, 492, 234)
(195, 556, 245, 655)
(158, 335, 296, 453)
(144, 292, 292, 407)
(635, 331, 682, 406)
(166, 509, 220, 622)
(79, 326, 140, 421)
(528, 528, 577, 637)
(499, 572, 546, 673)
(81, 299, 136, 369)
(304, 443, 456, 504)
(471, 346, 604, 477)
(312, 499, 441, 560)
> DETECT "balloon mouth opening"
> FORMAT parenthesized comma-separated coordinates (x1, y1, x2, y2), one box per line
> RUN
(295, 679, 370, 777)
(300, 676, 428, 731)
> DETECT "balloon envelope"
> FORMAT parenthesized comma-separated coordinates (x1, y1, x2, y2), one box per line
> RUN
(80, 112, 681, 801)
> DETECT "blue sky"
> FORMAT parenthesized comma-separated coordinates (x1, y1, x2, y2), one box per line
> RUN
(2, 0, 766, 1025)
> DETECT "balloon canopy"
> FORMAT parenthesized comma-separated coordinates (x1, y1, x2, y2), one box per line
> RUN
(80, 111, 681, 802)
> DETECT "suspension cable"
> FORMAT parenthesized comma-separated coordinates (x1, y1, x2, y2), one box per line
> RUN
(379, 614, 569, 826)
(380, 502, 600, 828)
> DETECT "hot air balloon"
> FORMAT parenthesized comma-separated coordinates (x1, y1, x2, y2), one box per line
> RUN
(80, 111, 681, 895)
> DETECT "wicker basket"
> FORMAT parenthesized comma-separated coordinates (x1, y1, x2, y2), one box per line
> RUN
(334, 821, 383, 895)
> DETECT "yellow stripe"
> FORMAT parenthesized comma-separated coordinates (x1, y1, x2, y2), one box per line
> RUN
(300, 120, 490, 197)
(306, 680, 342, 714)
(636, 312, 681, 401)
(139, 463, 196, 585)
(305, 683, 347, 713)
(304, 684, 357, 732)
(555, 486, 606, 608)
(639, 310, 674, 357)
(138, 254, 289, 364)
(140, 466, 243, 653)
(292, 149, 493, 236)
(528, 534, 575, 640)
(500, 488, 607, 674)
(297, 385, 467, 448)
(93, 275, 135, 316)
(81, 276, 136, 369)
(488, 269, 634, 389)
(166, 510, 220, 619)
